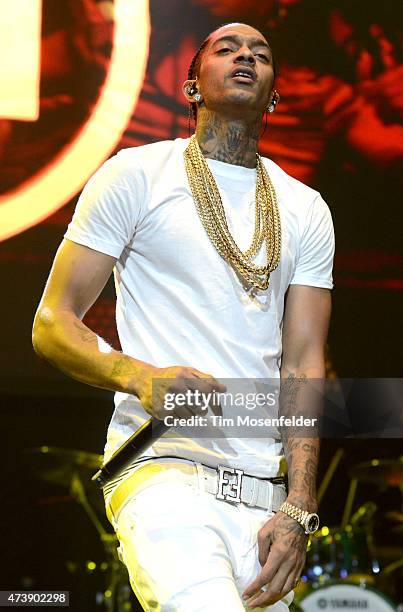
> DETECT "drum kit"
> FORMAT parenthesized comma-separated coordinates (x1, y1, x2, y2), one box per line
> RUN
(295, 454, 403, 611)
(26, 447, 403, 612)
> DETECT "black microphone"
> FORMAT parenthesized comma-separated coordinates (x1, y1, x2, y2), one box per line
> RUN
(92, 418, 169, 488)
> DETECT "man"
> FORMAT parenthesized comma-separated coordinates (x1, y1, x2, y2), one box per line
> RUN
(33, 23, 334, 611)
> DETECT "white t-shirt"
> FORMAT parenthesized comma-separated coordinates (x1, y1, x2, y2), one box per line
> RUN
(64, 137, 334, 478)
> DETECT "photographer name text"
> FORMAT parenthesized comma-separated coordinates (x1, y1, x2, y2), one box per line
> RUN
(163, 415, 317, 427)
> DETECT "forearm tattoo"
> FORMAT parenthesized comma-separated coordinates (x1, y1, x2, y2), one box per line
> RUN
(279, 374, 320, 510)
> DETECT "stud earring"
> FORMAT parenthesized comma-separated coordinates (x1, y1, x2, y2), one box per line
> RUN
(193, 92, 203, 103)
(266, 90, 279, 113)
(266, 92, 278, 113)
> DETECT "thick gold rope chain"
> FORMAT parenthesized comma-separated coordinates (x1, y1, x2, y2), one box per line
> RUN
(184, 135, 281, 290)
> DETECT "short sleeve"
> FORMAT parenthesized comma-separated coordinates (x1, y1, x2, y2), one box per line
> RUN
(290, 195, 335, 289)
(64, 152, 145, 259)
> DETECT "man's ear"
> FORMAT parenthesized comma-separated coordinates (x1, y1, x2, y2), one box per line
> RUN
(182, 79, 198, 103)
(265, 90, 280, 113)
(271, 90, 280, 105)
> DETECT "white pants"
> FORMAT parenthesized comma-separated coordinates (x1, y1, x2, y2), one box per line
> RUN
(109, 463, 293, 611)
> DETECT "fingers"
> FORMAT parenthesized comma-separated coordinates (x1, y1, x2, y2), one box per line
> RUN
(152, 366, 226, 419)
(243, 551, 279, 601)
(243, 536, 305, 608)
(190, 369, 227, 393)
(257, 530, 271, 568)
(185, 372, 225, 417)
(243, 557, 297, 608)
(282, 569, 301, 599)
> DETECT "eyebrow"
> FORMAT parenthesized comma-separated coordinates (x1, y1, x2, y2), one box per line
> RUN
(211, 34, 272, 53)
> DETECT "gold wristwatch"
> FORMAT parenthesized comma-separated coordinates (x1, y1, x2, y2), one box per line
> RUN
(279, 501, 320, 535)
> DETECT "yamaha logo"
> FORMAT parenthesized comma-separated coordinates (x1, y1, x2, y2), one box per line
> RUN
(317, 597, 368, 609)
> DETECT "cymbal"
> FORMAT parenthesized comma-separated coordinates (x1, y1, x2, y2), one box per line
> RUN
(24, 446, 103, 488)
(385, 511, 403, 523)
(349, 457, 403, 487)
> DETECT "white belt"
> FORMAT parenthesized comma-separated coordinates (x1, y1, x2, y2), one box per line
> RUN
(106, 458, 286, 523)
(200, 463, 287, 512)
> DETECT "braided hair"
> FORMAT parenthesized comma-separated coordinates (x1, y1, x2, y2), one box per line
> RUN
(187, 37, 211, 130)
(186, 25, 277, 132)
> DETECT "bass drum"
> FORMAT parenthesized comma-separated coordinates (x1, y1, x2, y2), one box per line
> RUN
(299, 582, 397, 611)
(302, 525, 379, 585)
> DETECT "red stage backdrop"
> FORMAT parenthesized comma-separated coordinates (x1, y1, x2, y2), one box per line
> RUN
(0, 0, 402, 389)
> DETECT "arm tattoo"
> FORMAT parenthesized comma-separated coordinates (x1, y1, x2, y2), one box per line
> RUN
(73, 320, 97, 344)
(271, 514, 307, 553)
(110, 357, 136, 378)
(279, 373, 320, 511)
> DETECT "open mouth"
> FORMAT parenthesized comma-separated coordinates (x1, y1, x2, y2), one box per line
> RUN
(231, 69, 256, 82)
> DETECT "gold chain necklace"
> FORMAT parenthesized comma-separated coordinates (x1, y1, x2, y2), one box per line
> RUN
(184, 135, 281, 290)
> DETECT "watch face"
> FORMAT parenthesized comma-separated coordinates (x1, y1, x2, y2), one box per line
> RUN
(306, 513, 320, 533)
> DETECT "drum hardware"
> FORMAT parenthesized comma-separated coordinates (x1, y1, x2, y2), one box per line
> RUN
(385, 511, 403, 535)
(341, 477, 358, 528)
(383, 557, 403, 576)
(350, 501, 377, 526)
(25, 445, 105, 515)
(349, 457, 403, 489)
(300, 522, 380, 586)
(316, 448, 345, 505)
(25, 446, 104, 484)
(25, 446, 135, 611)
(385, 511, 403, 522)
(296, 454, 403, 609)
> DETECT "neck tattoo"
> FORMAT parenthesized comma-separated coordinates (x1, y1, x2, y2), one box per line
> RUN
(196, 112, 260, 169)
